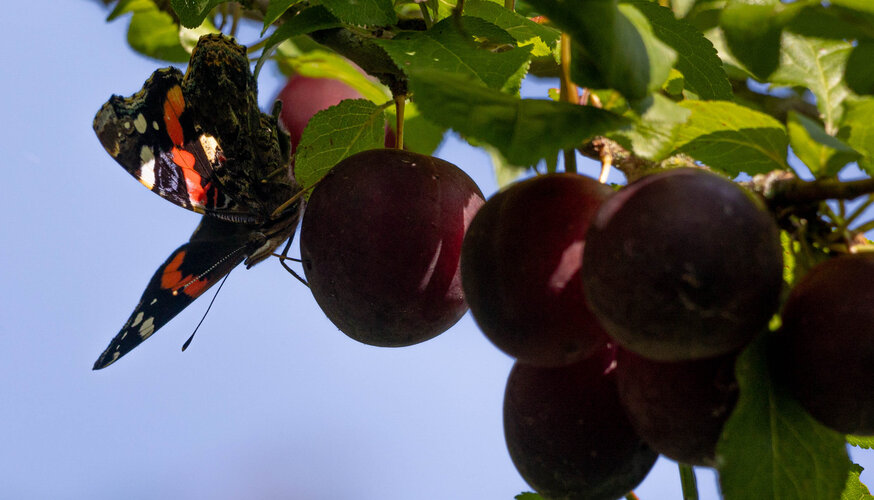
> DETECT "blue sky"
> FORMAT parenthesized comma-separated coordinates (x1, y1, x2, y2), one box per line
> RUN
(0, 2, 868, 499)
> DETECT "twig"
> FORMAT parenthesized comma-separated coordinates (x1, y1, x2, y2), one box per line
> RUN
(560, 33, 577, 173)
(679, 464, 699, 500)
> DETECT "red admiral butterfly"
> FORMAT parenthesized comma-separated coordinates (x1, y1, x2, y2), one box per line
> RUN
(92, 34, 302, 369)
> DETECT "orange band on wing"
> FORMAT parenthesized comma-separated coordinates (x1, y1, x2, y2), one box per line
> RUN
(170, 146, 207, 207)
(163, 86, 186, 146)
(161, 251, 186, 290)
(160, 250, 209, 297)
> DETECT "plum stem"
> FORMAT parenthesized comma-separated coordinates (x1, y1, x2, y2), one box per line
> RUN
(229, 2, 241, 38)
(679, 463, 699, 500)
(559, 32, 578, 173)
(394, 94, 406, 150)
(419, 3, 434, 29)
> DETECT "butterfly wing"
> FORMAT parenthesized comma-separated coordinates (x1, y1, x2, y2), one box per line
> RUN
(93, 216, 255, 370)
(93, 68, 257, 221)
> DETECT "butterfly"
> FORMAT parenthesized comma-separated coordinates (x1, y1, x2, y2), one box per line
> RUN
(91, 34, 302, 369)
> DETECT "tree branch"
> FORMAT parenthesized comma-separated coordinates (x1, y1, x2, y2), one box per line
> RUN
(747, 171, 874, 205)
(578, 137, 702, 182)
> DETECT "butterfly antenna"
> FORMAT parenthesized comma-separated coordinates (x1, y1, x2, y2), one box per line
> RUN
(182, 270, 233, 352)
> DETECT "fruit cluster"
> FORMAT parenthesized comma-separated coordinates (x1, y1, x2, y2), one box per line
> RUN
(462, 166, 874, 498)
(281, 75, 874, 499)
(458, 168, 784, 498)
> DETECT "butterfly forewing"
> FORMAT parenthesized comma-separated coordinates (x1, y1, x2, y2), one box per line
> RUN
(93, 68, 249, 219)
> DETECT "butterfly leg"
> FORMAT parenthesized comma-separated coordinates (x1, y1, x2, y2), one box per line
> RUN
(275, 237, 309, 287)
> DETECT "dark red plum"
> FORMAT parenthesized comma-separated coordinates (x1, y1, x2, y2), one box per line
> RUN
(782, 253, 874, 435)
(300, 149, 484, 346)
(582, 168, 783, 361)
(504, 348, 658, 500)
(461, 174, 613, 366)
(616, 348, 739, 466)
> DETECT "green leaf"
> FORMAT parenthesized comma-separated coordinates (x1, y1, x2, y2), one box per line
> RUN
(702, 25, 757, 81)
(770, 32, 854, 134)
(170, 0, 224, 28)
(609, 94, 692, 161)
(671, 0, 697, 18)
(717, 335, 852, 500)
(424, 0, 454, 23)
(672, 100, 789, 175)
(375, 17, 532, 93)
(526, 0, 677, 102)
(485, 145, 529, 187)
(254, 6, 343, 79)
(847, 434, 874, 449)
(106, 0, 153, 21)
(178, 20, 219, 53)
(781, 230, 797, 286)
(294, 99, 386, 190)
(127, 5, 190, 62)
(319, 0, 397, 27)
(839, 98, 874, 176)
(662, 68, 685, 97)
(787, 111, 860, 178)
(786, 5, 874, 41)
(630, 0, 732, 100)
(719, 1, 787, 80)
(842, 464, 874, 500)
(409, 70, 629, 166)
(275, 49, 389, 104)
(831, 0, 874, 15)
(515, 493, 543, 500)
(464, 0, 560, 57)
(263, 0, 302, 32)
(846, 42, 874, 96)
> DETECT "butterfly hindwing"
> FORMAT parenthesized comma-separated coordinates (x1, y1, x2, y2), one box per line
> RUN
(93, 68, 251, 219)
(92, 217, 255, 370)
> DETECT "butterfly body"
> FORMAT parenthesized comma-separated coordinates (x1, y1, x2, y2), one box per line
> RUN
(92, 34, 301, 369)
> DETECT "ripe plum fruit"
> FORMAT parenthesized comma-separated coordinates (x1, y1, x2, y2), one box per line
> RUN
(582, 168, 783, 361)
(300, 149, 484, 346)
(781, 253, 874, 435)
(616, 348, 739, 466)
(504, 347, 658, 500)
(276, 74, 394, 153)
(461, 173, 613, 366)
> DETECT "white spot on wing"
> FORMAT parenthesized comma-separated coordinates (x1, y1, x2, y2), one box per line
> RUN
(138, 316, 155, 339)
(139, 146, 156, 189)
(152, 121, 160, 130)
(131, 311, 144, 328)
(199, 134, 220, 163)
(133, 114, 148, 134)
